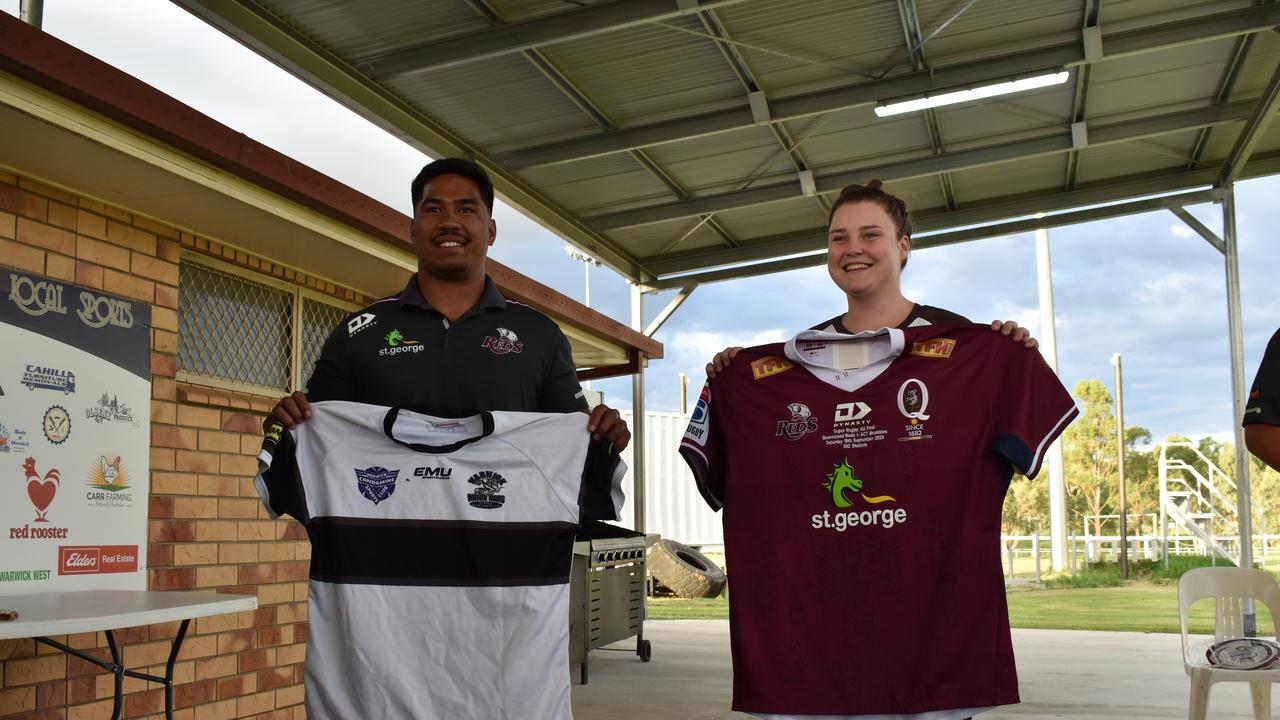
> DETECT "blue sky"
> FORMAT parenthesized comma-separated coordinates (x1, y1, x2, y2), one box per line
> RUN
(5, 0, 1277, 446)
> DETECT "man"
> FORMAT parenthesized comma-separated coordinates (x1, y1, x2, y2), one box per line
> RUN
(265, 157, 629, 450)
(1245, 328, 1280, 472)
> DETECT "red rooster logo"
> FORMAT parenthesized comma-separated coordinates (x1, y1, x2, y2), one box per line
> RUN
(23, 457, 60, 522)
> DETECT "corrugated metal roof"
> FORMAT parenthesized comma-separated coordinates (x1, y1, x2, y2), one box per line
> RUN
(174, 0, 1280, 283)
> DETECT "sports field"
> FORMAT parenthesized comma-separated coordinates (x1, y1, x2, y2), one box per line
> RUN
(647, 555, 1278, 633)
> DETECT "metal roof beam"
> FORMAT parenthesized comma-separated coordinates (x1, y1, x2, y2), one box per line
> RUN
(642, 154, 1280, 276)
(1065, 0, 1102, 190)
(898, 0, 957, 210)
(588, 100, 1254, 231)
(171, 0, 657, 282)
(646, 187, 1223, 288)
(1218, 58, 1280, 186)
(356, 0, 750, 80)
(495, 4, 1280, 169)
(1187, 32, 1253, 171)
(1168, 206, 1225, 254)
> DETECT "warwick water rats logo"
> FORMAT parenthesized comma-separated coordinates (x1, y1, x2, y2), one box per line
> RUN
(21, 365, 76, 394)
(812, 458, 907, 532)
(481, 327, 524, 355)
(467, 471, 507, 509)
(86, 455, 133, 507)
(776, 403, 819, 441)
(380, 329, 424, 357)
(356, 466, 399, 505)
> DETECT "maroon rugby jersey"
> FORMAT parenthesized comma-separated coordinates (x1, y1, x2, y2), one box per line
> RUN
(679, 323, 1078, 716)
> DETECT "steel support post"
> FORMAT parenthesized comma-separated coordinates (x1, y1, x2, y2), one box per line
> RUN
(1036, 227, 1069, 572)
(630, 283, 646, 534)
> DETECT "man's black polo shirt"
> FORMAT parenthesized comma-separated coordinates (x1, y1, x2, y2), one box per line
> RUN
(306, 274, 588, 414)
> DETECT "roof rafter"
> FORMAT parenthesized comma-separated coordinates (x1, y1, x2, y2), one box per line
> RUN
(1217, 57, 1280, 186)
(356, 0, 752, 80)
(588, 100, 1255, 231)
(494, 3, 1280, 169)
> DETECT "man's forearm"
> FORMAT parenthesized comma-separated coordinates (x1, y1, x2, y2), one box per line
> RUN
(1245, 423, 1280, 473)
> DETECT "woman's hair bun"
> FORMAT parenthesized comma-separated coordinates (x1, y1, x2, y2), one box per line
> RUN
(865, 178, 884, 191)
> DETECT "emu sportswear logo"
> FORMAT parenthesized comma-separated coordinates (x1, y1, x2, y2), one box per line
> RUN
(481, 327, 524, 355)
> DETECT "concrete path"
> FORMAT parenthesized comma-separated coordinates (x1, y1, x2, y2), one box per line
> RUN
(572, 620, 1265, 719)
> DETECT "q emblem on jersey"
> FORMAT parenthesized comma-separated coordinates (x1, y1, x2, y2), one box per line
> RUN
(684, 385, 711, 446)
(897, 378, 933, 442)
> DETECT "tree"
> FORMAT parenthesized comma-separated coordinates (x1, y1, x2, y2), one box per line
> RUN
(1062, 379, 1118, 538)
(1122, 426, 1156, 536)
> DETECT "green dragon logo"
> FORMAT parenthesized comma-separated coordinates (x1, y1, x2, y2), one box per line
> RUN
(384, 329, 419, 347)
(823, 458, 895, 508)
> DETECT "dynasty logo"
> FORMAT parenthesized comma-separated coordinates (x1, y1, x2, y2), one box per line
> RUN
(776, 403, 818, 441)
(481, 327, 524, 355)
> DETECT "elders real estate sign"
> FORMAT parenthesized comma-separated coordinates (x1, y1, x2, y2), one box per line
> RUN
(0, 270, 150, 594)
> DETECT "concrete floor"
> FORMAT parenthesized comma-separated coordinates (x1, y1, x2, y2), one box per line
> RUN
(571, 620, 1267, 720)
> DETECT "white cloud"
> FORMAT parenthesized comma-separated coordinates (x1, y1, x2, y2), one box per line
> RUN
(670, 329, 790, 365)
(1169, 224, 1194, 239)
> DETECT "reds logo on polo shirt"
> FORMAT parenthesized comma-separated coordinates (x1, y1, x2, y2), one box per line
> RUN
(482, 327, 524, 354)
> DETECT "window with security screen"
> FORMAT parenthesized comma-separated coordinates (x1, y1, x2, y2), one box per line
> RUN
(177, 256, 355, 395)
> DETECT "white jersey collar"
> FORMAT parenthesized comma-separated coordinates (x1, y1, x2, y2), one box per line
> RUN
(783, 328, 905, 392)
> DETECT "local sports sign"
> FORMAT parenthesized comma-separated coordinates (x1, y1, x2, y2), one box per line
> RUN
(0, 270, 150, 594)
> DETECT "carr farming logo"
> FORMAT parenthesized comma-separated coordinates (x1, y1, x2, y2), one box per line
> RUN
(86, 456, 133, 507)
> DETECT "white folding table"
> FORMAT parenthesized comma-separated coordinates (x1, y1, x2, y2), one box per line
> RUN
(0, 590, 257, 720)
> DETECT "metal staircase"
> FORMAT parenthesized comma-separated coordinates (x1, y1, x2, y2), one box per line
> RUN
(1159, 442, 1240, 565)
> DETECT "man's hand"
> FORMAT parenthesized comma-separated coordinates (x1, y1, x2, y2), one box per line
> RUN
(990, 320, 1039, 349)
(265, 390, 312, 431)
(587, 403, 631, 451)
(705, 346, 743, 378)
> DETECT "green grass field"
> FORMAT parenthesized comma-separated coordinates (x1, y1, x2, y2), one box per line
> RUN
(646, 556, 1277, 634)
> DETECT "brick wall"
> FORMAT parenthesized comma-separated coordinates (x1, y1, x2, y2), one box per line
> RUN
(0, 168, 356, 719)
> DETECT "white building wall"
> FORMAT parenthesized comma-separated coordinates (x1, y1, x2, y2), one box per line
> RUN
(617, 410, 723, 548)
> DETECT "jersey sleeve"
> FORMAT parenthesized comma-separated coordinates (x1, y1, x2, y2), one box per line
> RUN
(253, 421, 309, 522)
(579, 438, 626, 522)
(1244, 329, 1280, 427)
(678, 380, 727, 511)
(988, 341, 1079, 479)
(538, 325, 589, 413)
(304, 320, 356, 401)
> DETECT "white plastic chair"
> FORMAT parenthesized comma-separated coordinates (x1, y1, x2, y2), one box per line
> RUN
(1179, 567, 1280, 719)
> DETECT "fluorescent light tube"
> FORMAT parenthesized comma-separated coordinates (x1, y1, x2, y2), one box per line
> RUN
(874, 71, 1070, 117)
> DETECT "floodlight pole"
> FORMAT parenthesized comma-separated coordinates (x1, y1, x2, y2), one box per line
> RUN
(1111, 353, 1129, 579)
(1035, 226, 1069, 573)
(19, 0, 42, 28)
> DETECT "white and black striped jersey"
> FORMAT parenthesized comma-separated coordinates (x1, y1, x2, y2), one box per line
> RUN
(254, 401, 625, 720)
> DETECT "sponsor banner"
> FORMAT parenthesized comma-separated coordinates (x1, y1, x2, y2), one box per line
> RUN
(1, 271, 150, 594)
(58, 545, 139, 575)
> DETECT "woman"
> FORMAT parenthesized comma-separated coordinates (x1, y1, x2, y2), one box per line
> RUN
(707, 179, 1035, 376)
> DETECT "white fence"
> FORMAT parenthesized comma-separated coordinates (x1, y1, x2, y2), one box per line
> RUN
(617, 411, 723, 547)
